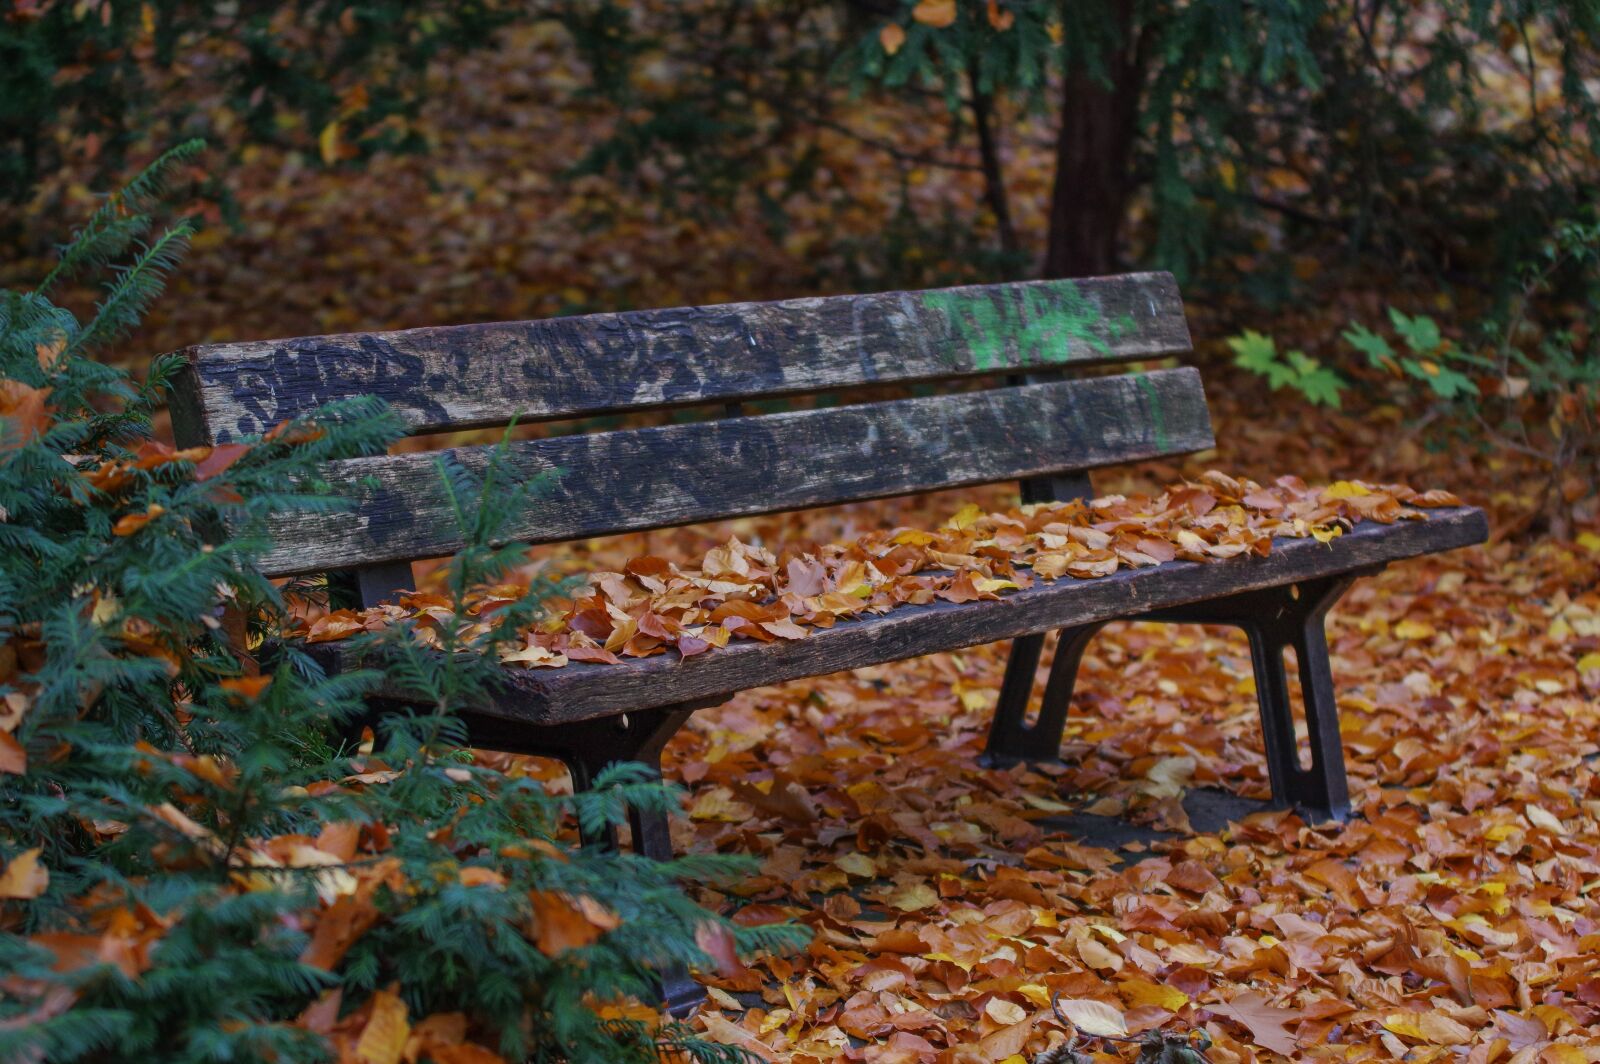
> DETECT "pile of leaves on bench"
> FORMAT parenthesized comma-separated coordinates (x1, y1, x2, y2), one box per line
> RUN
(296, 472, 1461, 667)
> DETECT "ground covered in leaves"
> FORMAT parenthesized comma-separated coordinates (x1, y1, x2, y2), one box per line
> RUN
(6, 19, 1598, 1061)
(504, 456, 1598, 1063)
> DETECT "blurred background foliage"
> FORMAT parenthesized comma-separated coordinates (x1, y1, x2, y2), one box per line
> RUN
(0, 0, 1595, 529)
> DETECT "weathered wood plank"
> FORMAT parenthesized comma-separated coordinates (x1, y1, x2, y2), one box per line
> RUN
(258, 368, 1214, 576)
(324, 506, 1486, 727)
(170, 272, 1191, 444)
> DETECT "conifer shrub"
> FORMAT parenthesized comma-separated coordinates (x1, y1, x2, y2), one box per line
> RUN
(0, 145, 798, 1064)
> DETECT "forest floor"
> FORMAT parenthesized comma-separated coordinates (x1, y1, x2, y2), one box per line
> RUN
(6, 21, 1599, 1062)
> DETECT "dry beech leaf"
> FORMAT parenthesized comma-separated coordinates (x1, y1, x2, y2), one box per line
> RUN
(0, 730, 26, 775)
(1053, 998, 1127, 1038)
(354, 988, 409, 1064)
(0, 847, 49, 899)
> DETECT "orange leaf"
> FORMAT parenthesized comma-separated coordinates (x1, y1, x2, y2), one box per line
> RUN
(300, 894, 382, 970)
(112, 506, 165, 536)
(220, 675, 272, 700)
(912, 0, 957, 28)
(987, 0, 1015, 30)
(879, 22, 906, 54)
(529, 891, 618, 955)
(458, 867, 507, 889)
(0, 380, 52, 450)
(193, 442, 250, 481)
(0, 730, 25, 775)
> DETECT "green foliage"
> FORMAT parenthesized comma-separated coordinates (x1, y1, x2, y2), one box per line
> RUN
(551, 1, 1600, 300)
(1236, 218, 1600, 533)
(1341, 312, 1478, 402)
(1226, 330, 1346, 409)
(0, 152, 800, 1063)
(0, 1, 521, 203)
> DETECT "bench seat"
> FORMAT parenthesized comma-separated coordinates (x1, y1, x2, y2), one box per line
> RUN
(329, 506, 1485, 726)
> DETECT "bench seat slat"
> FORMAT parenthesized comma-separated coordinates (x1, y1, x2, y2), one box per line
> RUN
(258, 367, 1213, 576)
(172, 273, 1190, 443)
(332, 506, 1485, 726)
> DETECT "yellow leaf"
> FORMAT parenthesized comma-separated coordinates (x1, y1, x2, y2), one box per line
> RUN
(355, 989, 409, 1064)
(1576, 531, 1600, 553)
(0, 848, 48, 899)
(1017, 984, 1052, 1008)
(1394, 618, 1435, 640)
(892, 529, 937, 546)
(1118, 978, 1189, 1011)
(879, 22, 906, 54)
(688, 788, 752, 822)
(1381, 1013, 1427, 1041)
(1053, 998, 1127, 1038)
(912, 0, 957, 27)
(1323, 480, 1371, 499)
(319, 122, 342, 166)
(1310, 524, 1343, 544)
(945, 502, 983, 529)
(887, 880, 939, 911)
(1576, 651, 1600, 673)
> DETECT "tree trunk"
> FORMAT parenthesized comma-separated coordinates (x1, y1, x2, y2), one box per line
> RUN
(968, 60, 1019, 263)
(1043, 0, 1145, 279)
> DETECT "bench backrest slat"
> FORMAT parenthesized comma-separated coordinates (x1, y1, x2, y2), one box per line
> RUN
(171, 273, 1190, 443)
(256, 368, 1212, 576)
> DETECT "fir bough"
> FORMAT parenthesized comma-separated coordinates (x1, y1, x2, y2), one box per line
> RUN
(0, 149, 800, 1064)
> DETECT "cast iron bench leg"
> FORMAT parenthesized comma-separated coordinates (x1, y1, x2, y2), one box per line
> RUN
(978, 575, 1363, 821)
(979, 623, 1105, 768)
(553, 707, 706, 1020)
(465, 704, 708, 1018)
(1139, 574, 1363, 822)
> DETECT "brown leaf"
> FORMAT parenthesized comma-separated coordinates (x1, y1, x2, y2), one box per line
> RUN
(529, 891, 617, 955)
(1209, 991, 1302, 1055)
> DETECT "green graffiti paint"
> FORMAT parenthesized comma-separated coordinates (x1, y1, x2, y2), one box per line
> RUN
(919, 282, 1112, 371)
(1135, 374, 1169, 452)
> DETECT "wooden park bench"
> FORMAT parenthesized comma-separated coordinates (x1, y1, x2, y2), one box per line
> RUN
(171, 272, 1486, 1011)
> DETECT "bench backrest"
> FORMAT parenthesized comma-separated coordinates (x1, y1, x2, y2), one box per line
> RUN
(169, 272, 1209, 583)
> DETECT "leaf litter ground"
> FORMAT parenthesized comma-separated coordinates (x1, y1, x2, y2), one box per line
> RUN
(333, 460, 1597, 1063)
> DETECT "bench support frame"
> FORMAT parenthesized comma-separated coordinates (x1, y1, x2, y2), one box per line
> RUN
(981, 573, 1367, 822)
(461, 703, 711, 1018)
